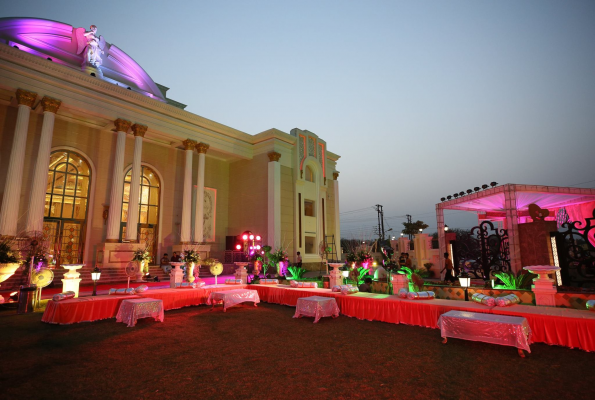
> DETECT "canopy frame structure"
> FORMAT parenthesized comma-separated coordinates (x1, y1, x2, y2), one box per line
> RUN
(436, 184, 595, 274)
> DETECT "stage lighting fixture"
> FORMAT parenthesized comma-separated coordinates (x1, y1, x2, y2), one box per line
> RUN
(255, 235, 261, 241)
(490, 182, 498, 187)
(459, 191, 465, 196)
(466, 189, 472, 194)
(474, 187, 480, 192)
(482, 184, 489, 190)
(9, 291, 18, 301)
(453, 193, 459, 198)
(249, 234, 254, 240)
(242, 234, 248, 240)
(447, 195, 452, 200)
(235, 244, 242, 250)
(441, 197, 446, 202)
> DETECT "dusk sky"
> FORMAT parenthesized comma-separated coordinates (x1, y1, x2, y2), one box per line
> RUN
(3, 1, 595, 239)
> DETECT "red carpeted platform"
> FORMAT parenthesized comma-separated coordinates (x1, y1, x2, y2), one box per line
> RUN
(40, 284, 595, 351)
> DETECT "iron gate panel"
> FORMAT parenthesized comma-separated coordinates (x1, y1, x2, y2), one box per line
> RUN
(558, 208, 595, 288)
(456, 221, 510, 280)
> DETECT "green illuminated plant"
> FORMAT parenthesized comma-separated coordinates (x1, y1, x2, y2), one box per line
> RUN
(493, 271, 535, 290)
(288, 266, 306, 279)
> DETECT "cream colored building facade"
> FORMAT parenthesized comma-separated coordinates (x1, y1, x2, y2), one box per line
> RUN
(0, 17, 341, 274)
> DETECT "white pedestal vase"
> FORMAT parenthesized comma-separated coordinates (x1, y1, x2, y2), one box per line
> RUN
(169, 262, 185, 288)
(62, 264, 83, 298)
(523, 265, 560, 307)
(328, 263, 344, 288)
(392, 273, 409, 294)
(234, 262, 249, 284)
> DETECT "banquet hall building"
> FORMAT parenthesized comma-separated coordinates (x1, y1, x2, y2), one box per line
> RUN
(0, 17, 341, 274)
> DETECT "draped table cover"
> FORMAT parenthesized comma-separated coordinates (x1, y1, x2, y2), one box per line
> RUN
(438, 310, 532, 352)
(116, 298, 164, 327)
(207, 289, 260, 311)
(293, 296, 340, 323)
(41, 294, 140, 325)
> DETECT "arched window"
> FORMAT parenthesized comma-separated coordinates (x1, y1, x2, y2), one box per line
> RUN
(120, 165, 160, 258)
(43, 150, 91, 265)
(305, 166, 315, 182)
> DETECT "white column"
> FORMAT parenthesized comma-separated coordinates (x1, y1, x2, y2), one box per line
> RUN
(0, 89, 37, 237)
(193, 142, 209, 243)
(180, 139, 196, 243)
(267, 152, 281, 248)
(26, 96, 62, 233)
(333, 172, 342, 260)
(125, 124, 147, 242)
(105, 118, 131, 242)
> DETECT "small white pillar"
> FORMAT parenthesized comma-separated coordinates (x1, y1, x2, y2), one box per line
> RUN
(524, 265, 560, 307)
(61, 264, 83, 298)
(169, 262, 185, 288)
(234, 262, 249, 284)
(329, 263, 343, 288)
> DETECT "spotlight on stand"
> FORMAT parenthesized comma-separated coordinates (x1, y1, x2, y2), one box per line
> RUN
(453, 193, 459, 198)
(447, 195, 452, 200)
(490, 181, 498, 187)
(474, 187, 480, 192)
(466, 189, 472, 194)
(459, 272, 471, 301)
(235, 244, 242, 250)
(441, 197, 446, 202)
(459, 191, 465, 197)
(482, 184, 489, 190)
(91, 266, 102, 296)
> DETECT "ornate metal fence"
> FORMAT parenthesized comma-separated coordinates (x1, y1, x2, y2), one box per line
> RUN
(456, 221, 510, 280)
(558, 209, 595, 288)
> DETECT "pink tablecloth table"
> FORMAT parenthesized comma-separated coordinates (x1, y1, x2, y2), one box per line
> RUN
(207, 289, 260, 311)
(293, 296, 340, 323)
(438, 310, 532, 355)
(116, 298, 164, 327)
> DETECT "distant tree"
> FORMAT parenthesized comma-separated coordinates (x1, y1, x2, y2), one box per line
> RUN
(401, 220, 429, 236)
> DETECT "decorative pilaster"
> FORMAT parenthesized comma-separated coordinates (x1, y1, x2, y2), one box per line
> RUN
(267, 152, 281, 248)
(180, 139, 196, 244)
(26, 96, 62, 232)
(504, 185, 522, 274)
(105, 118, 132, 242)
(333, 171, 341, 260)
(125, 124, 147, 242)
(0, 89, 37, 237)
(194, 142, 209, 243)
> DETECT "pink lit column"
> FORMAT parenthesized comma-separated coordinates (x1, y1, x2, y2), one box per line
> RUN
(0, 89, 37, 237)
(105, 119, 132, 242)
(26, 96, 62, 232)
(333, 172, 342, 260)
(436, 205, 445, 271)
(180, 139, 196, 244)
(125, 124, 147, 242)
(194, 143, 209, 243)
(504, 184, 522, 274)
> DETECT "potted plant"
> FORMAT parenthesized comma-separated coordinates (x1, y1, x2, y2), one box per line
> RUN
(0, 236, 22, 286)
(182, 249, 201, 283)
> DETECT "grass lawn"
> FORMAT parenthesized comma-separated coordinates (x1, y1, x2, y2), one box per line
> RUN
(0, 302, 592, 399)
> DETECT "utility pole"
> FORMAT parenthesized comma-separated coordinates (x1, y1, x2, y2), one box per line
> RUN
(375, 204, 386, 243)
(406, 214, 412, 240)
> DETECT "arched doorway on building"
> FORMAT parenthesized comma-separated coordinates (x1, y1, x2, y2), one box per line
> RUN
(43, 150, 91, 266)
(120, 165, 160, 261)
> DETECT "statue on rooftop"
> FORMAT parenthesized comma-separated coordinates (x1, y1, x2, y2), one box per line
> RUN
(75, 25, 105, 68)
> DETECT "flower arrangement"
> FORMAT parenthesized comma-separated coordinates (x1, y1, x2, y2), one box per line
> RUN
(182, 249, 201, 264)
(0, 237, 21, 264)
(132, 247, 151, 263)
